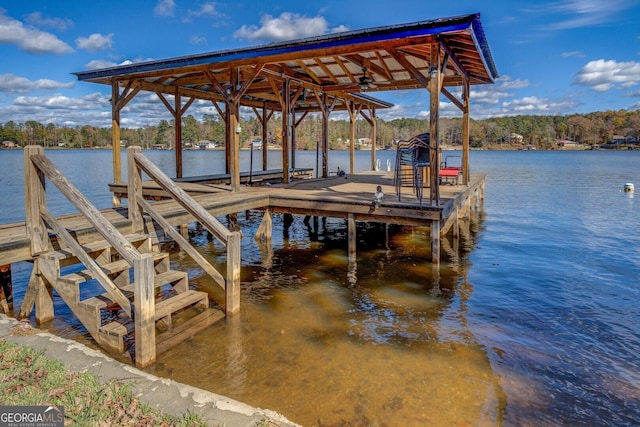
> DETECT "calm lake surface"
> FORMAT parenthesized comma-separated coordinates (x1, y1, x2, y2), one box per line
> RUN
(1, 148, 639, 426)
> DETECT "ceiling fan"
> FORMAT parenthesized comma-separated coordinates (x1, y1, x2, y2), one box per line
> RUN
(358, 67, 373, 90)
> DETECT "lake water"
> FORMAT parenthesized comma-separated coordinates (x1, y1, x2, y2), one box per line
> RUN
(1, 148, 639, 426)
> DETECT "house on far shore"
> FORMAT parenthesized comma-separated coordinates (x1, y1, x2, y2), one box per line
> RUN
(1, 141, 18, 149)
(557, 139, 584, 149)
(196, 140, 218, 150)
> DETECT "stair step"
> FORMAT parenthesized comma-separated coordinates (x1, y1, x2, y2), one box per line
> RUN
(154, 290, 208, 320)
(156, 308, 224, 355)
(120, 270, 188, 293)
(77, 269, 188, 314)
(99, 320, 133, 339)
(44, 233, 151, 261)
(60, 252, 169, 284)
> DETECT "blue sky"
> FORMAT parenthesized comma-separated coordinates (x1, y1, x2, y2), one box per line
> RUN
(1, 0, 640, 128)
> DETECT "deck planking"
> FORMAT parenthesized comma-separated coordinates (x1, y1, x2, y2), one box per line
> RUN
(0, 171, 485, 265)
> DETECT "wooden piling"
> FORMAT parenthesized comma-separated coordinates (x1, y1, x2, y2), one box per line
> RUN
(0, 264, 11, 314)
(348, 213, 356, 261)
(134, 254, 156, 367)
(226, 232, 241, 315)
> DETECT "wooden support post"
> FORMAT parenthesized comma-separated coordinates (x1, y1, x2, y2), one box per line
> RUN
(370, 108, 377, 171)
(174, 91, 183, 179)
(24, 146, 49, 255)
(453, 205, 460, 239)
(348, 101, 356, 174)
(21, 261, 54, 324)
(134, 254, 156, 368)
(431, 219, 440, 264)
(261, 104, 269, 171)
(127, 146, 144, 233)
(282, 79, 291, 184)
(229, 101, 241, 191)
(226, 231, 241, 315)
(255, 208, 272, 242)
(462, 78, 470, 186)
(112, 81, 122, 207)
(179, 224, 189, 239)
(321, 93, 330, 178)
(0, 264, 11, 314)
(429, 42, 441, 205)
(348, 213, 356, 262)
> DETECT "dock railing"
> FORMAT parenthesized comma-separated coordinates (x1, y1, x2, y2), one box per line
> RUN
(24, 145, 156, 365)
(126, 146, 241, 314)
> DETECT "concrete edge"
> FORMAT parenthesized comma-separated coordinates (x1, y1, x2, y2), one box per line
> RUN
(0, 315, 300, 427)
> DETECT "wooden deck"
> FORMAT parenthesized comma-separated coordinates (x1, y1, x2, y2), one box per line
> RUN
(0, 171, 485, 265)
(109, 168, 314, 200)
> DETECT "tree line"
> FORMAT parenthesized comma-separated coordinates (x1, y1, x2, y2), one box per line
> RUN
(2, 109, 639, 150)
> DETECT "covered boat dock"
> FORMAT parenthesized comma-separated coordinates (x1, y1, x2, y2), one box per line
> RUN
(73, 12, 497, 209)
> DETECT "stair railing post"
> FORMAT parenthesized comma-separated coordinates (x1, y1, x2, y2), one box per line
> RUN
(226, 231, 241, 314)
(134, 253, 156, 367)
(127, 146, 144, 234)
(24, 145, 49, 255)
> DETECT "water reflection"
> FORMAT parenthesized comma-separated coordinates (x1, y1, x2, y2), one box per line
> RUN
(145, 209, 502, 425)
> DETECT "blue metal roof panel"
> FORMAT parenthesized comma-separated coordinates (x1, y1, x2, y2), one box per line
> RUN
(74, 13, 497, 83)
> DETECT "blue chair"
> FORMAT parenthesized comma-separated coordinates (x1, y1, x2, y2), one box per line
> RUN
(394, 133, 430, 205)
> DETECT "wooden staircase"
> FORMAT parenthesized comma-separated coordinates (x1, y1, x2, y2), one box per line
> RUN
(23, 145, 241, 367)
(36, 233, 224, 360)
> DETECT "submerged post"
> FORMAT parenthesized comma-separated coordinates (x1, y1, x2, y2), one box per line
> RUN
(226, 231, 241, 314)
(431, 220, 440, 264)
(348, 213, 356, 261)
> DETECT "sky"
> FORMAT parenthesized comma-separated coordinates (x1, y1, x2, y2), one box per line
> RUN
(1, 0, 640, 128)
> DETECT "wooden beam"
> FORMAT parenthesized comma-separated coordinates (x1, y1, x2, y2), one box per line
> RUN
(429, 42, 441, 205)
(462, 77, 470, 185)
(174, 89, 183, 178)
(111, 81, 122, 207)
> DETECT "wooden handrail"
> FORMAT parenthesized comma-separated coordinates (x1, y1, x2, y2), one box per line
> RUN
(128, 146, 241, 313)
(136, 195, 226, 289)
(132, 151, 232, 243)
(29, 154, 142, 266)
(40, 207, 133, 318)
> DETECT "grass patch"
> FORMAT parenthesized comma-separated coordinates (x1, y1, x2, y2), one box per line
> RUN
(0, 338, 206, 426)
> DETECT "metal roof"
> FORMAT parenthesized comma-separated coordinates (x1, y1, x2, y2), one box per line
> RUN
(74, 13, 497, 112)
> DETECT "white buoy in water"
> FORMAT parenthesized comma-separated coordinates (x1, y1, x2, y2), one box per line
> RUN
(624, 183, 634, 192)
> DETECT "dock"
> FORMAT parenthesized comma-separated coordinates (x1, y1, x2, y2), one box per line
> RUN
(1, 171, 484, 266)
(0, 146, 483, 369)
(0, 13, 497, 368)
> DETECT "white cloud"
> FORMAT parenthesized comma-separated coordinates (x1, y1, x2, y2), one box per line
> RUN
(528, 0, 635, 31)
(574, 59, 640, 92)
(85, 59, 136, 70)
(234, 12, 348, 42)
(76, 33, 113, 52)
(561, 51, 585, 58)
(496, 75, 530, 90)
(24, 11, 73, 31)
(0, 10, 73, 54)
(0, 92, 111, 126)
(190, 35, 207, 45)
(0, 73, 74, 94)
(499, 96, 577, 115)
(154, 0, 176, 17)
(188, 3, 221, 17)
